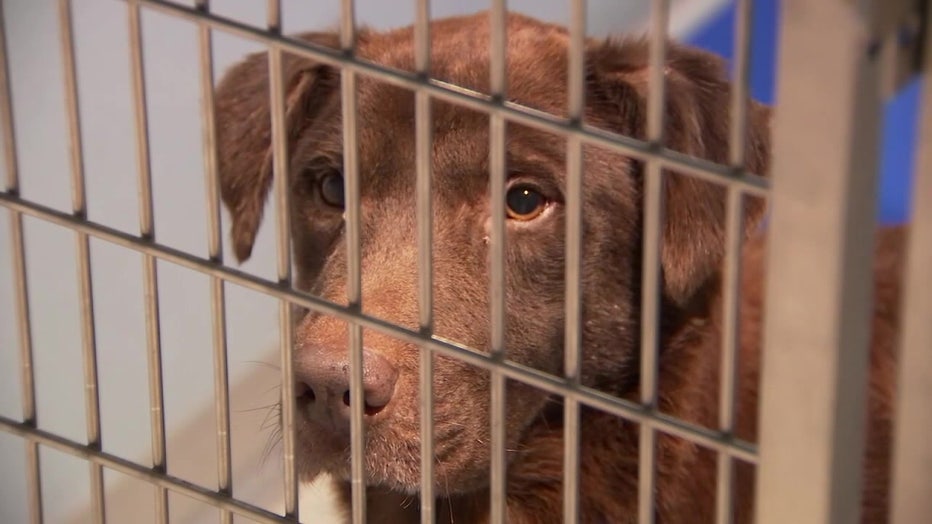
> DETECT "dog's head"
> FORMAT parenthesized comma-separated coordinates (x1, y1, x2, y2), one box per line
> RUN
(215, 12, 769, 495)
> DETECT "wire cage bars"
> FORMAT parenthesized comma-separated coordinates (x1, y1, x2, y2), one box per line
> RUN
(0, 0, 930, 523)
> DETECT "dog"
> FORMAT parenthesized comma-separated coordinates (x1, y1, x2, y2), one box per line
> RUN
(214, 12, 903, 523)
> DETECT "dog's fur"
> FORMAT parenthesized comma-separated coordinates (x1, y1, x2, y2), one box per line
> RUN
(214, 12, 903, 523)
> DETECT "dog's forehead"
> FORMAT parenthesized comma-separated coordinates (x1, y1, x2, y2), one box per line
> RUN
(337, 14, 576, 195)
(348, 97, 567, 204)
(357, 12, 573, 116)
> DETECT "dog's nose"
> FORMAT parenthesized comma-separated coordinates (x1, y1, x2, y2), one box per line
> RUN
(294, 347, 398, 432)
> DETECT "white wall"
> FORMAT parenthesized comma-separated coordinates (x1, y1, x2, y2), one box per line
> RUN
(0, 1, 720, 522)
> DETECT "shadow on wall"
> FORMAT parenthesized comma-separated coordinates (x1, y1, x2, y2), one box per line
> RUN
(683, 0, 919, 225)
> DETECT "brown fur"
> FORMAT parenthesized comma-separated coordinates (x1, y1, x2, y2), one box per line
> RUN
(214, 12, 902, 523)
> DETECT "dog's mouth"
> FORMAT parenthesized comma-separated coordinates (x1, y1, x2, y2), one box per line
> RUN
(294, 426, 455, 495)
(290, 397, 497, 496)
(291, 391, 407, 482)
(285, 349, 550, 496)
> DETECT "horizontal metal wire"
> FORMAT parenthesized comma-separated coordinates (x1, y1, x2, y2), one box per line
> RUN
(0, 415, 295, 524)
(0, 190, 758, 463)
(124, 0, 768, 197)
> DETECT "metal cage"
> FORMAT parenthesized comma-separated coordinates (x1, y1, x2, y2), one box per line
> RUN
(1, 0, 929, 523)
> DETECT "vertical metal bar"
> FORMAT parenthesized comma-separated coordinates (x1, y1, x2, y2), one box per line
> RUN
(639, 2, 669, 523)
(266, 0, 299, 519)
(755, 1, 883, 523)
(563, 0, 586, 522)
(727, 0, 753, 170)
(22, 436, 42, 524)
(715, 188, 743, 524)
(339, 1, 366, 522)
(716, 1, 752, 523)
(0, 3, 43, 522)
(890, 4, 932, 521)
(414, 0, 435, 522)
(488, 1, 508, 523)
(194, 2, 233, 523)
(58, 2, 105, 522)
(127, 3, 169, 522)
(716, 182, 744, 512)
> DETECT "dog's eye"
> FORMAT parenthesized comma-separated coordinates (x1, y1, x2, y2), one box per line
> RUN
(505, 185, 547, 221)
(319, 171, 345, 208)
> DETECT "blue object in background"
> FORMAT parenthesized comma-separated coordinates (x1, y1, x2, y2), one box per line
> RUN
(682, 0, 918, 225)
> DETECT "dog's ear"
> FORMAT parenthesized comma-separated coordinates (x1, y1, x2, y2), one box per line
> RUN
(586, 39, 771, 306)
(215, 32, 340, 263)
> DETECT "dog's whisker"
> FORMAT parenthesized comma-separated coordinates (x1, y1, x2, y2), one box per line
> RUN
(239, 360, 282, 372)
(236, 402, 280, 415)
(259, 426, 283, 468)
(261, 383, 283, 395)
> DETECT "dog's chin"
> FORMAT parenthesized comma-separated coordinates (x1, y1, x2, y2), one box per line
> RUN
(322, 465, 424, 496)
(325, 466, 490, 499)
(296, 435, 491, 497)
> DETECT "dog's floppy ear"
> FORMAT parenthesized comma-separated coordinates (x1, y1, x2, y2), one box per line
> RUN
(215, 32, 340, 263)
(586, 39, 771, 306)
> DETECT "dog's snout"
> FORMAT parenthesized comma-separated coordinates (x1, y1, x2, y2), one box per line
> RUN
(295, 347, 398, 431)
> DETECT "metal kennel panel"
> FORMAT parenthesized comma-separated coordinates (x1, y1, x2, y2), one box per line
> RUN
(0, 1, 929, 524)
(756, 2, 931, 524)
(756, 1, 885, 522)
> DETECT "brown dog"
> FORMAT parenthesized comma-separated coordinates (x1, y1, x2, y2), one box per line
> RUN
(215, 12, 902, 523)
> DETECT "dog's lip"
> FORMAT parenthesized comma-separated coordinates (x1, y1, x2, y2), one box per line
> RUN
(294, 400, 354, 441)
(294, 411, 490, 496)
